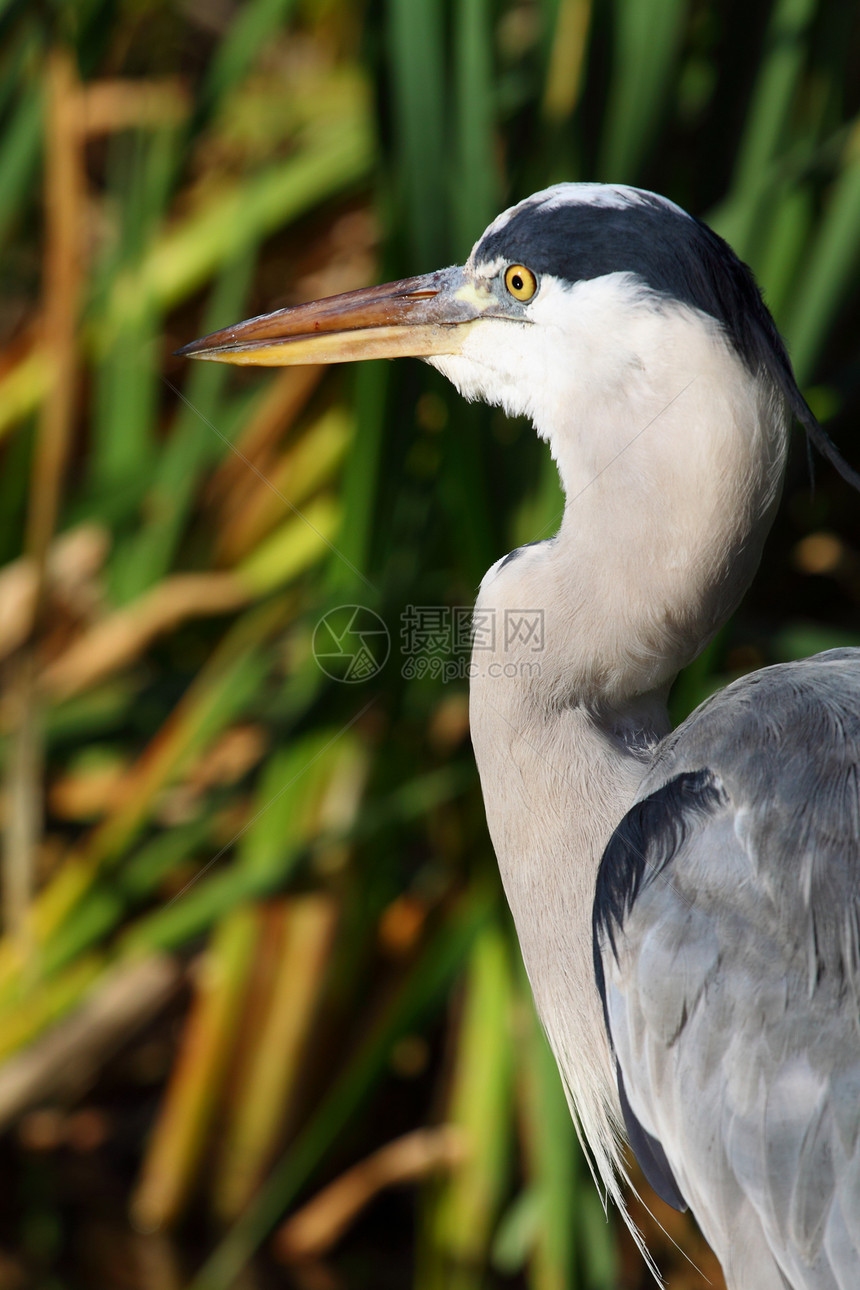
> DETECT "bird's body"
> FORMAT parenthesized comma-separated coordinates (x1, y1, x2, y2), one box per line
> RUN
(596, 649, 860, 1288)
(180, 182, 860, 1288)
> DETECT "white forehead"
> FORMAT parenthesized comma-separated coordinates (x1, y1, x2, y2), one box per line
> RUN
(472, 183, 691, 258)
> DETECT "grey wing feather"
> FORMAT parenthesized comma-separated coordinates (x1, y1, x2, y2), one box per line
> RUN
(595, 648, 860, 1290)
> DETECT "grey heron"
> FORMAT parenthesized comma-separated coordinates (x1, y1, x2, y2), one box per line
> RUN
(179, 183, 860, 1288)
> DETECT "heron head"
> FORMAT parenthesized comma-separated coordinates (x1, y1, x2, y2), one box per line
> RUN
(178, 184, 790, 429)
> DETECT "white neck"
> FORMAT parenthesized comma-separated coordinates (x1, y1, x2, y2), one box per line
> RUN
(466, 304, 788, 1211)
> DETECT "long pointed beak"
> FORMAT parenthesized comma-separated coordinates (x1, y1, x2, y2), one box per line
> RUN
(176, 266, 489, 366)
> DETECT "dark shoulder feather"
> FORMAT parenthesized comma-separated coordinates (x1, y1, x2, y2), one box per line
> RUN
(592, 768, 727, 1210)
(593, 768, 727, 997)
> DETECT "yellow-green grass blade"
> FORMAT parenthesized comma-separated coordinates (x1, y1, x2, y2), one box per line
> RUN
(187, 886, 493, 1290)
(781, 133, 860, 383)
(720, 0, 818, 261)
(0, 110, 374, 441)
(387, 0, 448, 267)
(0, 598, 290, 1004)
(211, 895, 337, 1220)
(131, 907, 259, 1231)
(419, 920, 514, 1290)
(597, 0, 688, 182)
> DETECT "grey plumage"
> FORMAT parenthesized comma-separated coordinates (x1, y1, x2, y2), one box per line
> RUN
(596, 650, 860, 1287)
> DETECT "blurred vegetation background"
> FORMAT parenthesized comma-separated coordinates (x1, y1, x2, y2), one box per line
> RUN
(0, 0, 858, 1286)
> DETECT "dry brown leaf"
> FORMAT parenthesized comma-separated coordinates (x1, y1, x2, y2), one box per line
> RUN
(81, 78, 190, 135)
(0, 513, 108, 664)
(274, 1126, 465, 1263)
(49, 757, 126, 822)
(0, 956, 181, 1130)
(41, 572, 250, 700)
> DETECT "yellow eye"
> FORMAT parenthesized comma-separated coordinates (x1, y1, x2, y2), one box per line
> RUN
(504, 264, 537, 302)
